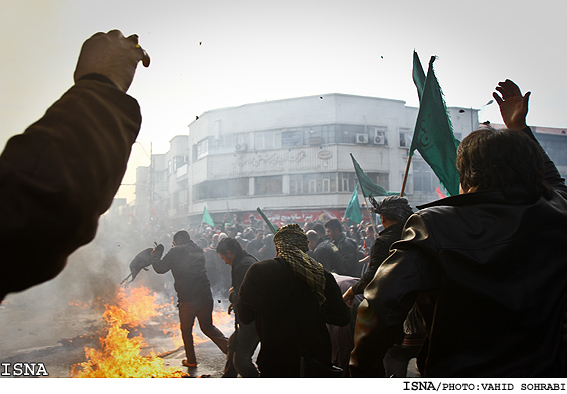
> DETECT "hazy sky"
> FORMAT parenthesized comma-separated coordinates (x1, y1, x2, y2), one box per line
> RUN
(2, 0, 566, 201)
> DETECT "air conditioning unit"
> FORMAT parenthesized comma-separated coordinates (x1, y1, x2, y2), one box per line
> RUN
(235, 143, 247, 151)
(374, 130, 385, 145)
(356, 133, 369, 144)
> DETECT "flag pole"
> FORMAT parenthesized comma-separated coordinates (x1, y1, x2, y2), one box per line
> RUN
(364, 197, 378, 234)
(400, 153, 412, 197)
(256, 207, 278, 234)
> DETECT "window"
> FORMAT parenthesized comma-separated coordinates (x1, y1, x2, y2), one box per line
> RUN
(255, 130, 282, 150)
(399, 132, 410, 147)
(193, 178, 249, 201)
(196, 139, 209, 159)
(367, 172, 390, 192)
(209, 134, 236, 151)
(255, 176, 283, 195)
(289, 173, 336, 194)
(282, 130, 303, 147)
(413, 161, 440, 193)
(309, 179, 316, 193)
(339, 172, 357, 192)
(173, 155, 188, 171)
(290, 175, 304, 194)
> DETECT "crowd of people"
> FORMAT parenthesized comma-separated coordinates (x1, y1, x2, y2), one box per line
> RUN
(2, 30, 567, 378)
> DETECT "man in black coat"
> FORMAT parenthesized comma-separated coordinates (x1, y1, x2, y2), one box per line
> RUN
(342, 196, 413, 302)
(152, 230, 228, 368)
(306, 229, 345, 274)
(324, 219, 360, 277)
(217, 237, 260, 377)
(350, 80, 567, 377)
(238, 224, 350, 377)
(342, 196, 423, 377)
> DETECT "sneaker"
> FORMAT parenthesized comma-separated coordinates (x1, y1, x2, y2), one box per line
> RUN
(182, 359, 197, 368)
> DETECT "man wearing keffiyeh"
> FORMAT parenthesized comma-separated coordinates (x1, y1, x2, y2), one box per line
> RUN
(237, 224, 350, 377)
(273, 224, 327, 306)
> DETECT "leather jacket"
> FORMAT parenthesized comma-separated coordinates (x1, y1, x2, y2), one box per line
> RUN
(350, 128, 567, 377)
(351, 221, 405, 295)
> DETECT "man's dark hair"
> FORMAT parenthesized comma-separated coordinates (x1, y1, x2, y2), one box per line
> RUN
(457, 127, 552, 202)
(173, 230, 191, 245)
(306, 229, 320, 242)
(216, 237, 243, 255)
(313, 223, 326, 237)
(324, 218, 343, 233)
(372, 196, 413, 224)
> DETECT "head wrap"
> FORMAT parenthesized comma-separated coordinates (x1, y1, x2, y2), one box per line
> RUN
(370, 196, 414, 223)
(273, 224, 326, 305)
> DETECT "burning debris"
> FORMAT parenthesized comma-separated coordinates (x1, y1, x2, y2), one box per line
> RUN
(69, 286, 235, 378)
(70, 286, 187, 378)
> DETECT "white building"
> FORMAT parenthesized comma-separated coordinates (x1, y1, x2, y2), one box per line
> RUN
(135, 93, 480, 228)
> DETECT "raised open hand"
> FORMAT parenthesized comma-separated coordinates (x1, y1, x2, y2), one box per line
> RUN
(492, 79, 530, 131)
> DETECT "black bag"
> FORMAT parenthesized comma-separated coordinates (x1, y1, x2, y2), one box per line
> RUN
(299, 356, 343, 378)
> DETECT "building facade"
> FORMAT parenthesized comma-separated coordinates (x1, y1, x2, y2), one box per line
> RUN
(135, 93, 486, 228)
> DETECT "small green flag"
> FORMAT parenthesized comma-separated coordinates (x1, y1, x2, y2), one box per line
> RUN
(256, 207, 278, 234)
(350, 153, 398, 198)
(410, 52, 460, 196)
(345, 183, 363, 224)
(203, 206, 214, 226)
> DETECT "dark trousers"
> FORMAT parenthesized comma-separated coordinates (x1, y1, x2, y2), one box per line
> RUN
(223, 321, 260, 377)
(178, 298, 228, 364)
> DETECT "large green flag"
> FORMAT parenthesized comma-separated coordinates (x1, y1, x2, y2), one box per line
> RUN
(410, 52, 460, 196)
(350, 153, 398, 198)
(412, 50, 426, 100)
(202, 206, 214, 226)
(345, 183, 363, 223)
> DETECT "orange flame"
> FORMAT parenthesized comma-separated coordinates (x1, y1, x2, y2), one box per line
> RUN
(71, 287, 186, 378)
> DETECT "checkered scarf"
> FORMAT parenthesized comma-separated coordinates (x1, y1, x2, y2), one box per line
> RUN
(274, 224, 326, 305)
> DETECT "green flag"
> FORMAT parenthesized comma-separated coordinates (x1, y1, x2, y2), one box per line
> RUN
(350, 153, 398, 198)
(202, 206, 214, 226)
(410, 52, 460, 196)
(412, 50, 426, 100)
(345, 183, 363, 224)
(256, 207, 278, 234)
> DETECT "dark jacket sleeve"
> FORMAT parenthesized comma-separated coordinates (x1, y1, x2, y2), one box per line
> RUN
(349, 214, 439, 377)
(352, 237, 391, 294)
(524, 126, 567, 200)
(338, 237, 357, 264)
(0, 80, 141, 300)
(236, 263, 260, 325)
(152, 247, 176, 274)
(230, 257, 255, 304)
(322, 271, 351, 327)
